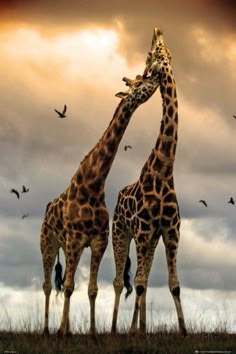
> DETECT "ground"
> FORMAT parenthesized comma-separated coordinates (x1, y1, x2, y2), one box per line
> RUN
(0, 330, 236, 353)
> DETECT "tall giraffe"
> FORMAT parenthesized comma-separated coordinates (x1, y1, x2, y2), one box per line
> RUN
(111, 28, 187, 335)
(40, 64, 161, 335)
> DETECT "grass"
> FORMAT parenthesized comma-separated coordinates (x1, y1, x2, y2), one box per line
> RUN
(0, 328, 236, 353)
(1, 295, 236, 353)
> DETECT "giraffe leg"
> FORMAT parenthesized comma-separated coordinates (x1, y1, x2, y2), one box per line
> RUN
(40, 222, 58, 336)
(129, 233, 149, 334)
(139, 235, 160, 333)
(58, 236, 85, 337)
(163, 230, 187, 336)
(88, 234, 108, 335)
(139, 289, 147, 333)
(111, 223, 131, 334)
(130, 236, 160, 334)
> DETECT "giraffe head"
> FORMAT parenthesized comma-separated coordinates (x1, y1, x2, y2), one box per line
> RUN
(143, 27, 172, 78)
(115, 74, 160, 104)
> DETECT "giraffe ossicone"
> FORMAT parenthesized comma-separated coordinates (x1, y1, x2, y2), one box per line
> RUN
(144, 27, 172, 78)
(115, 74, 159, 99)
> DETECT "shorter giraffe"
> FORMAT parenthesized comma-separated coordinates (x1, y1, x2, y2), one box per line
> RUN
(111, 28, 187, 335)
(40, 66, 161, 335)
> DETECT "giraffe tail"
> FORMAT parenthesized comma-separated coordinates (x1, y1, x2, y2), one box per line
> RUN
(54, 249, 63, 296)
(124, 255, 133, 299)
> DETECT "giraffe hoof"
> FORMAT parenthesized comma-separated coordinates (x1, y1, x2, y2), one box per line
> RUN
(181, 328, 187, 337)
(89, 330, 97, 337)
(128, 328, 138, 336)
(139, 325, 146, 335)
(57, 329, 63, 338)
(42, 328, 50, 337)
(89, 332, 99, 344)
(57, 329, 72, 338)
(138, 330, 146, 339)
(111, 327, 117, 335)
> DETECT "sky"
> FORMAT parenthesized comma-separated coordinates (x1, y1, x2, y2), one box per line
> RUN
(0, 0, 236, 333)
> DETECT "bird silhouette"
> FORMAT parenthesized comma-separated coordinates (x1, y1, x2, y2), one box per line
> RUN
(10, 189, 20, 199)
(124, 145, 132, 151)
(22, 214, 29, 219)
(233, 115, 236, 119)
(228, 197, 235, 205)
(21, 185, 29, 193)
(54, 104, 67, 118)
(199, 200, 207, 207)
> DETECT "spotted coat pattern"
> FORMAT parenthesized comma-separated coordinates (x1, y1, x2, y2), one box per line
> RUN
(111, 28, 187, 336)
(40, 71, 161, 336)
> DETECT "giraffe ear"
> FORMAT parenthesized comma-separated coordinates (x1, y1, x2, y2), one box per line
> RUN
(115, 91, 129, 98)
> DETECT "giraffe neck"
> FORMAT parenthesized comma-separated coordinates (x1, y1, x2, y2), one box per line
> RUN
(142, 66, 178, 180)
(72, 98, 139, 187)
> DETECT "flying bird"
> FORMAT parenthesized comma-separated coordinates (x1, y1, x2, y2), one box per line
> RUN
(22, 214, 29, 219)
(199, 200, 207, 207)
(21, 185, 29, 193)
(228, 197, 235, 205)
(54, 104, 67, 118)
(10, 188, 20, 199)
(124, 145, 132, 151)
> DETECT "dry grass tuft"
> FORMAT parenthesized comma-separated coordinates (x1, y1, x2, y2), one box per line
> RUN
(0, 329, 236, 353)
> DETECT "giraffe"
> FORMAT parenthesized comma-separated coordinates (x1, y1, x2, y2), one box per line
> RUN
(111, 28, 187, 336)
(40, 66, 161, 335)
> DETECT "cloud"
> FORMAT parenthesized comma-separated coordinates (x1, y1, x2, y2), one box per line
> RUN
(192, 27, 236, 67)
(0, 2, 236, 333)
(1, 282, 236, 332)
(2, 0, 235, 27)
(2, 211, 236, 293)
(0, 218, 43, 288)
(0, 26, 142, 212)
(179, 219, 236, 289)
(81, 218, 236, 292)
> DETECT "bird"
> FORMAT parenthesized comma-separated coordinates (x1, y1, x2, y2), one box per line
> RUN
(124, 145, 132, 151)
(199, 200, 207, 207)
(228, 197, 235, 205)
(21, 185, 29, 193)
(233, 115, 236, 119)
(22, 214, 29, 219)
(54, 104, 67, 118)
(10, 189, 20, 199)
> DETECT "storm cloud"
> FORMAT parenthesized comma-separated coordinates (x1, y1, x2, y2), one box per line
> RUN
(0, 0, 236, 331)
